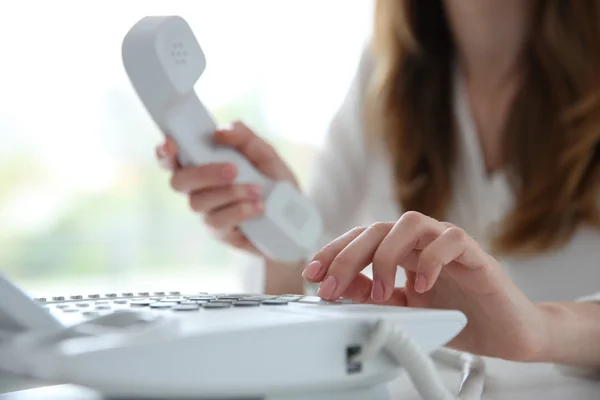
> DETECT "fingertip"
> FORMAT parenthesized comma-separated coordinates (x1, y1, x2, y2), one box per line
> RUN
(213, 128, 235, 144)
(370, 278, 387, 303)
(216, 121, 251, 140)
(164, 136, 178, 155)
(156, 145, 173, 167)
(302, 260, 325, 282)
(232, 120, 248, 130)
(158, 158, 175, 171)
(316, 275, 338, 300)
(220, 163, 238, 180)
(156, 143, 166, 159)
(414, 273, 429, 294)
(415, 252, 444, 294)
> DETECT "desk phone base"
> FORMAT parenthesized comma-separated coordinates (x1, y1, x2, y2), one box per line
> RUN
(0, 275, 466, 400)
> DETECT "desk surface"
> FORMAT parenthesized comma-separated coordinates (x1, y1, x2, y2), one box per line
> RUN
(391, 358, 599, 399)
(1, 358, 598, 400)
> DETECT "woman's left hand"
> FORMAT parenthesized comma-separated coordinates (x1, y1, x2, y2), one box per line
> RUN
(302, 211, 547, 361)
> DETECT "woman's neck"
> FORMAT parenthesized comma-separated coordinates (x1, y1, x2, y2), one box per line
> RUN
(442, 0, 533, 175)
(443, 0, 532, 93)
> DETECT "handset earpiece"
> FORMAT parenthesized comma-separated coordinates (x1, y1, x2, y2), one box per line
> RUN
(122, 16, 322, 262)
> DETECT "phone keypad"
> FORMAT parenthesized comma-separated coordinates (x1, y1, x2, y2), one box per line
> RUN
(39, 292, 353, 322)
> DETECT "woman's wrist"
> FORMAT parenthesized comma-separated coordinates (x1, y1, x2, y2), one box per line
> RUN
(531, 302, 600, 368)
(263, 257, 306, 295)
(526, 302, 563, 363)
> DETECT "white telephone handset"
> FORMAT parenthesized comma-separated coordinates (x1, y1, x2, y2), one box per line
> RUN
(0, 272, 62, 334)
(121, 16, 323, 263)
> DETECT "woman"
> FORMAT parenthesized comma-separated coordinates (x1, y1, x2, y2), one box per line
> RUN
(157, 1, 600, 369)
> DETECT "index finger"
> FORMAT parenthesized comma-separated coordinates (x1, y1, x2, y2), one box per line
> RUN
(214, 122, 280, 175)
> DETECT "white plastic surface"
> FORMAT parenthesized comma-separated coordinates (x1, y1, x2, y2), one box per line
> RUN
(0, 274, 62, 333)
(121, 16, 323, 262)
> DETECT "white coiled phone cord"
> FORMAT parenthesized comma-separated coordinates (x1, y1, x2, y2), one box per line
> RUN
(351, 319, 486, 400)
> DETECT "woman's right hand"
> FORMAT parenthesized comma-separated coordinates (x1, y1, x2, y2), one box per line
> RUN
(155, 121, 299, 257)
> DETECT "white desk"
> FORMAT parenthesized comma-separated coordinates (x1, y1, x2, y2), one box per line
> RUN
(390, 357, 600, 399)
(1, 358, 598, 399)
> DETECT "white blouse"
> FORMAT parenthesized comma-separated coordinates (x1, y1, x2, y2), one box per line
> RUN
(245, 47, 600, 303)
(301, 48, 600, 303)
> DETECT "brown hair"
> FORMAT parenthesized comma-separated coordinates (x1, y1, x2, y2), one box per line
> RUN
(367, 0, 600, 255)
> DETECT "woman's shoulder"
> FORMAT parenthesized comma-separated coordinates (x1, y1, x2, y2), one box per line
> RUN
(325, 41, 376, 135)
(314, 40, 386, 168)
(359, 41, 377, 74)
(332, 41, 381, 138)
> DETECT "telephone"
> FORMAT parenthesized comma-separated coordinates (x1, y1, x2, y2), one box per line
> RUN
(0, 273, 486, 400)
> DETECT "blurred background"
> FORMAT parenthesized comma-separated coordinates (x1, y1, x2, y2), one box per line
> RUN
(0, 0, 373, 297)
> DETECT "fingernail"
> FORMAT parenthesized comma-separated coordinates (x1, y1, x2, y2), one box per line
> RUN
(246, 185, 261, 199)
(371, 278, 385, 302)
(254, 201, 264, 212)
(157, 144, 167, 158)
(302, 261, 322, 280)
(415, 273, 428, 293)
(221, 165, 236, 180)
(165, 139, 177, 154)
(158, 159, 173, 170)
(317, 276, 337, 300)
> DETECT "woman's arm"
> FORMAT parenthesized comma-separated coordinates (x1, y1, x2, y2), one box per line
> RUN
(264, 260, 305, 295)
(535, 300, 600, 368)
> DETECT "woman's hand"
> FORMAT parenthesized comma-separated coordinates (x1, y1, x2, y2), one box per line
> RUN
(302, 211, 548, 362)
(156, 121, 299, 257)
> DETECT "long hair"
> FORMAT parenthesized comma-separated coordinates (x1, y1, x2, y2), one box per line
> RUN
(368, 0, 600, 255)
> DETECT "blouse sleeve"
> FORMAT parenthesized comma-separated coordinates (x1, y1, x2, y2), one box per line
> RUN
(576, 292, 600, 303)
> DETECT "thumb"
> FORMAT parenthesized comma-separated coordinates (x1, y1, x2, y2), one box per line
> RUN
(214, 121, 283, 177)
(156, 136, 181, 170)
